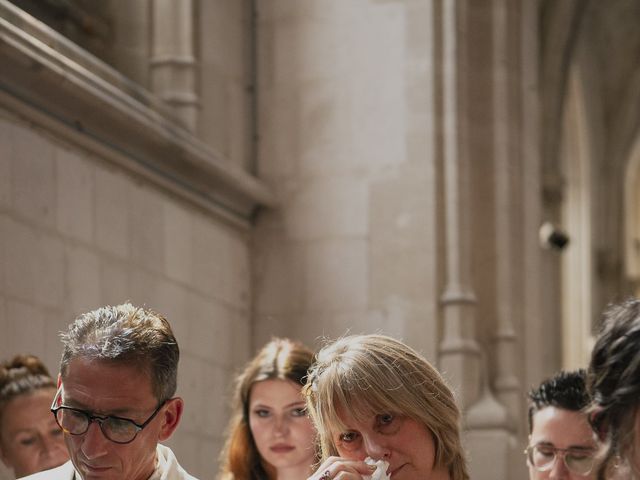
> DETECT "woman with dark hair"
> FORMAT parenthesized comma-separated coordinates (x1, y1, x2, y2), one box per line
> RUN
(0, 355, 68, 478)
(218, 338, 318, 480)
(588, 298, 640, 479)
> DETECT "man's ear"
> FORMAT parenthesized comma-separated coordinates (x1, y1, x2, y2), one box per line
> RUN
(158, 398, 184, 442)
(57, 374, 62, 388)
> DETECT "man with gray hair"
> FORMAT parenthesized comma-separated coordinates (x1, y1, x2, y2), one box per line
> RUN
(21, 303, 198, 480)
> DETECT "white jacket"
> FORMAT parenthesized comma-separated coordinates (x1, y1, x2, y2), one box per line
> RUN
(18, 444, 199, 480)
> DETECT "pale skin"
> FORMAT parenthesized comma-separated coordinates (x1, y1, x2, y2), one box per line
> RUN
(249, 379, 317, 480)
(528, 407, 598, 480)
(308, 406, 450, 480)
(0, 388, 69, 477)
(58, 357, 183, 480)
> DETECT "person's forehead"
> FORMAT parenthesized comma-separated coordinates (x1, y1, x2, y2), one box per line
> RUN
(249, 379, 305, 407)
(1, 389, 57, 436)
(531, 406, 595, 447)
(61, 357, 156, 413)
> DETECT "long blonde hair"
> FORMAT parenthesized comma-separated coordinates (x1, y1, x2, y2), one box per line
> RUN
(303, 334, 469, 480)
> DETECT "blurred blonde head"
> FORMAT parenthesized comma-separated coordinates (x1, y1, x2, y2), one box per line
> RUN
(303, 334, 469, 480)
(0, 354, 68, 477)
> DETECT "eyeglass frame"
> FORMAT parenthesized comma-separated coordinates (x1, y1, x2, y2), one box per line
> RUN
(50, 385, 169, 445)
(524, 443, 597, 476)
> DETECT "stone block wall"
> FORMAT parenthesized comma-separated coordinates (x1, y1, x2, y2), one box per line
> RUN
(253, 0, 440, 360)
(0, 110, 251, 479)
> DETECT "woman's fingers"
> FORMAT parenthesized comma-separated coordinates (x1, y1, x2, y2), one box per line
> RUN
(308, 457, 377, 480)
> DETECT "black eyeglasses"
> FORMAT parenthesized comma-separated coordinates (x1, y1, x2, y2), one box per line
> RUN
(50, 386, 167, 444)
(525, 444, 597, 476)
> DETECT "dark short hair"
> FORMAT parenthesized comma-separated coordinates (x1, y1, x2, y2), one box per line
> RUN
(60, 303, 179, 402)
(528, 369, 589, 433)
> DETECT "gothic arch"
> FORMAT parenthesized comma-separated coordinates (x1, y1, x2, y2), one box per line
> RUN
(625, 136, 640, 292)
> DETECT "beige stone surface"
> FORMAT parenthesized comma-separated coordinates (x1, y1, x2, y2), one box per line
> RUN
(130, 186, 166, 274)
(4, 300, 47, 358)
(11, 125, 56, 227)
(198, 0, 251, 168)
(94, 167, 130, 259)
(2, 217, 63, 307)
(284, 177, 368, 240)
(0, 117, 11, 208)
(66, 244, 101, 316)
(99, 257, 131, 307)
(0, 107, 251, 477)
(2, 1, 637, 479)
(163, 201, 194, 285)
(56, 146, 94, 243)
(304, 239, 368, 312)
(253, 231, 306, 315)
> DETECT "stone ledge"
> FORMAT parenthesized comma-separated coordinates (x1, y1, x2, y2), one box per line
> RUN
(0, 0, 275, 228)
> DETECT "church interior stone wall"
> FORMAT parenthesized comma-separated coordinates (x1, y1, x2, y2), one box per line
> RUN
(0, 0, 639, 479)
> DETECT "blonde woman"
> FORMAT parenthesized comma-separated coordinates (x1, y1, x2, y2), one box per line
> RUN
(304, 334, 469, 480)
(0, 355, 68, 478)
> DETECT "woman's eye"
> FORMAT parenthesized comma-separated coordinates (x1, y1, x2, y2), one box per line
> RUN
(18, 436, 36, 447)
(339, 431, 359, 443)
(291, 407, 307, 417)
(377, 413, 394, 425)
(254, 409, 270, 418)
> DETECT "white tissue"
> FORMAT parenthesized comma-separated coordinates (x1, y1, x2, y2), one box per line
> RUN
(363, 457, 391, 480)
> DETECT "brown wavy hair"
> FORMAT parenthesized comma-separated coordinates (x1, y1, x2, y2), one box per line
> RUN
(218, 338, 317, 480)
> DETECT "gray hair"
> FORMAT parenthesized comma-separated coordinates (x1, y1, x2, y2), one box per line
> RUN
(60, 303, 179, 402)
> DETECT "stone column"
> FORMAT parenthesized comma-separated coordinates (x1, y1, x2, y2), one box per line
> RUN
(491, 0, 520, 424)
(438, 0, 481, 410)
(150, 0, 198, 131)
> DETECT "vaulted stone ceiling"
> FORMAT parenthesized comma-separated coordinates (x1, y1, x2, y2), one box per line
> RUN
(585, 0, 640, 136)
(540, 0, 640, 172)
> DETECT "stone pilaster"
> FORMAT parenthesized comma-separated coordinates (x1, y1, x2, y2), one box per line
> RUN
(150, 0, 198, 131)
(438, 0, 481, 410)
(491, 0, 520, 426)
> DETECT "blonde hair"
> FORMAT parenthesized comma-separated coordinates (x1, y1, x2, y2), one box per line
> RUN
(303, 334, 469, 480)
(0, 355, 55, 430)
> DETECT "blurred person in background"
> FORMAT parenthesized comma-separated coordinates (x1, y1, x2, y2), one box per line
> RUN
(526, 369, 597, 480)
(0, 355, 68, 478)
(588, 298, 640, 480)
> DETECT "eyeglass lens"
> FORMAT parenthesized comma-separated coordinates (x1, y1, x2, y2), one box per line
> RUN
(54, 408, 140, 444)
(529, 445, 594, 475)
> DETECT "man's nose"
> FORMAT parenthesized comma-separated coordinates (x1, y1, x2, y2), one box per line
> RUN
(548, 455, 569, 480)
(79, 422, 109, 459)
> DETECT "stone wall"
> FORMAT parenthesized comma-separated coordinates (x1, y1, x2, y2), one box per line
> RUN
(253, 0, 440, 360)
(0, 109, 251, 478)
